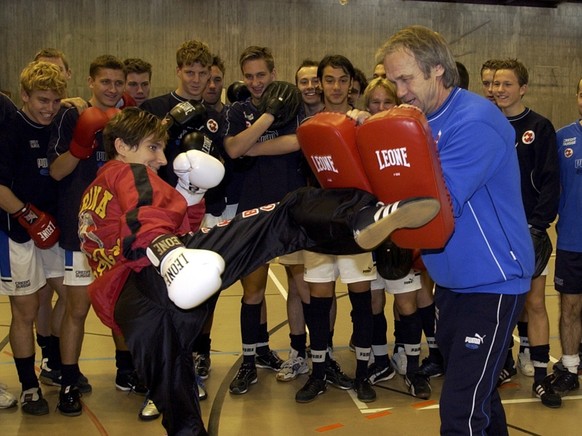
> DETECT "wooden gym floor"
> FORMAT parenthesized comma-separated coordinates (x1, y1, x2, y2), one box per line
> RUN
(1, 251, 580, 435)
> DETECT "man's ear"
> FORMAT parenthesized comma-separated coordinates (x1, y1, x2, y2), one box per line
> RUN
(432, 64, 445, 79)
(114, 137, 129, 157)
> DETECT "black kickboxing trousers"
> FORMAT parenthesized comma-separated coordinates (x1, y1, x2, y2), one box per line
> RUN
(114, 187, 376, 435)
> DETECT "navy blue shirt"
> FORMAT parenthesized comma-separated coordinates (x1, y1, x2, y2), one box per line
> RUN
(222, 98, 306, 211)
(0, 109, 59, 243)
(47, 105, 107, 251)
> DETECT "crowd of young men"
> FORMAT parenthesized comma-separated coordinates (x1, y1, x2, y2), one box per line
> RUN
(0, 24, 581, 436)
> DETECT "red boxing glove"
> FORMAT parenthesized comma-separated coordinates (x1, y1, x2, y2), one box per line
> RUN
(116, 92, 137, 109)
(69, 107, 110, 160)
(12, 203, 60, 249)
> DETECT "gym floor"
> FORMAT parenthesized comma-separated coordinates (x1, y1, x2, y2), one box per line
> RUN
(0, 254, 580, 435)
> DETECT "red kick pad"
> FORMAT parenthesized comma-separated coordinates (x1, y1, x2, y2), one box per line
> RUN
(297, 112, 373, 192)
(356, 106, 454, 249)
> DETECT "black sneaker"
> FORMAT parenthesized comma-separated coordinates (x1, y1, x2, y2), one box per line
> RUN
(354, 378, 376, 403)
(296, 376, 327, 403)
(532, 378, 562, 408)
(115, 370, 148, 395)
(20, 387, 49, 416)
(325, 359, 353, 389)
(367, 363, 396, 385)
(405, 373, 432, 399)
(553, 357, 582, 375)
(353, 198, 441, 250)
(57, 385, 82, 417)
(255, 350, 284, 371)
(497, 365, 517, 387)
(138, 398, 160, 421)
(39, 365, 92, 394)
(194, 353, 211, 379)
(229, 362, 258, 395)
(416, 357, 445, 378)
(551, 369, 580, 397)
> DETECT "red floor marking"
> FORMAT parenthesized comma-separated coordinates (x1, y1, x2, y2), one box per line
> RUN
(81, 401, 109, 435)
(365, 410, 392, 419)
(411, 399, 437, 409)
(315, 423, 344, 432)
(499, 382, 520, 389)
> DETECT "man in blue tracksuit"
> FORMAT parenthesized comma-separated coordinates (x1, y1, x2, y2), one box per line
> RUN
(376, 26, 534, 435)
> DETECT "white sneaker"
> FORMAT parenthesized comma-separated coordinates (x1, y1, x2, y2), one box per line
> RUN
(0, 383, 17, 409)
(276, 350, 310, 382)
(518, 349, 535, 377)
(390, 347, 407, 376)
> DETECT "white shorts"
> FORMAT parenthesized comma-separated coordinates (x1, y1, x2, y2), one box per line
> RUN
(278, 250, 304, 265)
(0, 233, 64, 296)
(201, 203, 238, 228)
(371, 269, 422, 294)
(303, 251, 376, 284)
(63, 250, 93, 286)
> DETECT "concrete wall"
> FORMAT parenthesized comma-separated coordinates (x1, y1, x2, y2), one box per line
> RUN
(1, 0, 580, 127)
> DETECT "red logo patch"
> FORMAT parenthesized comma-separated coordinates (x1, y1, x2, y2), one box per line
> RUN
(522, 130, 535, 145)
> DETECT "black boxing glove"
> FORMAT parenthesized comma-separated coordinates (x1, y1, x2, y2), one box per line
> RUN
(226, 81, 251, 103)
(257, 81, 302, 130)
(180, 131, 220, 160)
(375, 240, 414, 281)
(164, 101, 207, 136)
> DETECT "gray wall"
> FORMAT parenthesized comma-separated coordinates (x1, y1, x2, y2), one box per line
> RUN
(1, 0, 581, 128)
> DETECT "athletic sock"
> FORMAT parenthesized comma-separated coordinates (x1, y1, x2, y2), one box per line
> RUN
(48, 335, 62, 370)
(372, 312, 389, 368)
(306, 296, 332, 380)
(418, 303, 442, 363)
(256, 322, 270, 356)
(349, 290, 372, 379)
(399, 311, 422, 374)
(194, 332, 211, 354)
(517, 321, 529, 354)
(290, 333, 307, 359)
(14, 355, 38, 390)
(61, 363, 81, 387)
(530, 344, 549, 383)
(36, 333, 50, 362)
(241, 301, 261, 365)
(115, 349, 134, 372)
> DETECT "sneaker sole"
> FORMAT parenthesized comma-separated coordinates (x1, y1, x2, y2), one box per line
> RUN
(357, 393, 377, 403)
(295, 387, 326, 403)
(369, 371, 396, 385)
(0, 398, 18, 409)
(276, 366, 310, 382)
(39, 375, 61, 387)
(197, 371, 210, 380)
(405, 378, 432, 400)
(229, 377, 258, 395)
(355, 198, 440, 250)
(58, 407, 83, 417)
(326, 379, 353, 390)
(22, 406, 50, 416)
(139, 413, 161, 421)
(255, 364, 282, 371)
(115, 384, 133, 392)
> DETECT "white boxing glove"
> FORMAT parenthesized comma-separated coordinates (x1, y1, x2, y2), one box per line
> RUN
(173, 149, 225, 205)
(146, 234, 226, 309)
